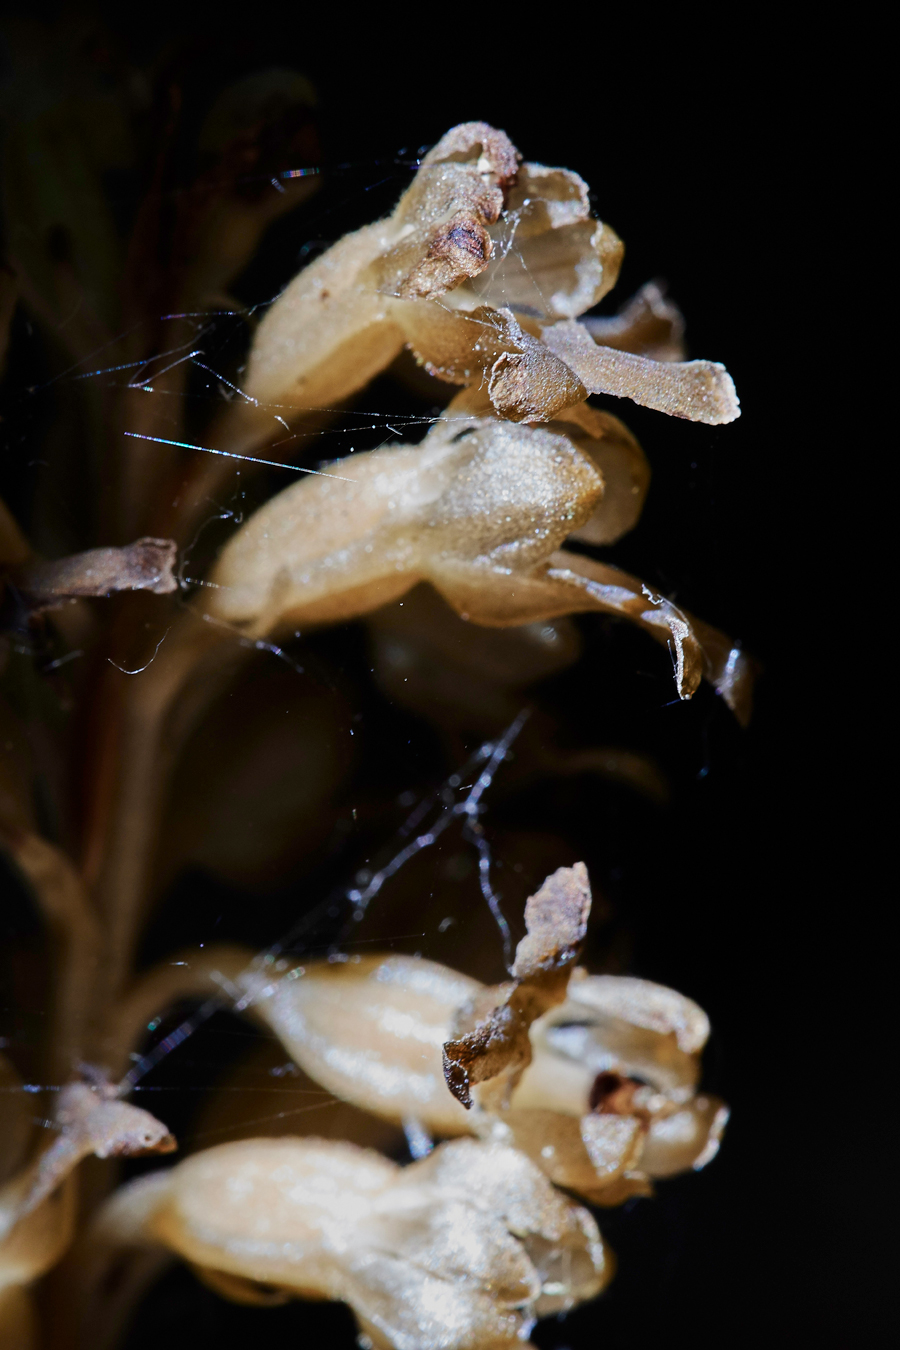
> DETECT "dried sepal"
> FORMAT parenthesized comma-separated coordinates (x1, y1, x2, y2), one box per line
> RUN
(640, 1096, 729, 1177)
(442, 864, 590, 1110)
(5, 538, 177, 613)
(0, 1072, 173, 1305)
(100, 1135, 609, 1348)
(565, 971, 710, 1053)
(2, 1077, 175, 1232)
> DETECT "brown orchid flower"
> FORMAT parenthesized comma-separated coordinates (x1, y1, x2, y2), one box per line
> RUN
(207, 121, 737, 477)
(204, 409, 752, 718)
(89, 1135, 610, 1349)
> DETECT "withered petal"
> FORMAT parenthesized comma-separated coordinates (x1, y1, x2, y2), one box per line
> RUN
(4, 1080, 175, 1231)
(511, 863, 591, 989)
(11, 539, 178, 609)
(543, 552, 704, 701)
(442, 865, 591, 1110)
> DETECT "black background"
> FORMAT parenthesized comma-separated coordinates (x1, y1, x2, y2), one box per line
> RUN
(1, 7, 860, 1346)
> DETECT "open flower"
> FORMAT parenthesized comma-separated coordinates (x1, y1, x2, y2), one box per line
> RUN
(205, 411, 753, 718)
(93, 1135, 610, 1349)
(214, 121, 737, 463)
(183, 865, 725, 1208)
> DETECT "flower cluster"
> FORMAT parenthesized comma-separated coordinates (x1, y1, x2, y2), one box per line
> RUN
(1, 109, 743, 1349)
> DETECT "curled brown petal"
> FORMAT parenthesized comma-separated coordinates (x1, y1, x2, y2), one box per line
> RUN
(543, 550, 754, 714)
(421, 122, 521, 187)
(539, 551, 703, 701)
(541, 319, 740, 425)
(442, 864, 590, 1110)
(10, 539, 177, 610)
